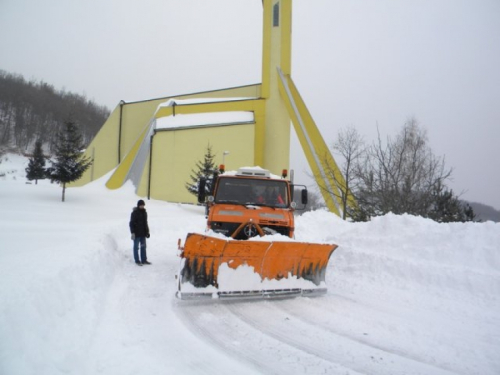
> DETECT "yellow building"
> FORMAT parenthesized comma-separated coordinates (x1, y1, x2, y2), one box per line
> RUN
(73, 0, 353, 216)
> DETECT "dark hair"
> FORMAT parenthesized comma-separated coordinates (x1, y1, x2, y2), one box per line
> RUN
(137, 199, 146, 207)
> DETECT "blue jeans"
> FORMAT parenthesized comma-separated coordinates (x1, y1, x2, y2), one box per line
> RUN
(133, 237, 147, 263)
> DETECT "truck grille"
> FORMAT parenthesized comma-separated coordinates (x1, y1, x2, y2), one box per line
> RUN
(210, 221, 290, 239)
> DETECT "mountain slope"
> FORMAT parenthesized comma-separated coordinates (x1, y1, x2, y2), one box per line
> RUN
(0, 70, 109, 153)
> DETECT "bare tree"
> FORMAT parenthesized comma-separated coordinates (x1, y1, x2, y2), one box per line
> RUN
(354, 117, 452, 219)
(314, 126, 365, 220)
(332, 126, 365, 219)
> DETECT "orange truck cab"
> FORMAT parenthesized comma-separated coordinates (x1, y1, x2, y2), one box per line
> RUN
(198, 167, 308, 240)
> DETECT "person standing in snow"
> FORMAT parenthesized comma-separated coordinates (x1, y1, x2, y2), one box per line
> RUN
(129, 199, 151, 266)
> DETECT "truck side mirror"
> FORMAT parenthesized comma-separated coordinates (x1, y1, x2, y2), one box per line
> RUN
(301, 189, 308, 205)
(198, 177, 207, 204)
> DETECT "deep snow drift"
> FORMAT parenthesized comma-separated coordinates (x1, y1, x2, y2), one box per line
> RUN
(1, 154, 499, 375)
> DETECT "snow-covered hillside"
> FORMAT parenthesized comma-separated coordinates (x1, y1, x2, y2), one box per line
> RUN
(1, 154, 499, 375)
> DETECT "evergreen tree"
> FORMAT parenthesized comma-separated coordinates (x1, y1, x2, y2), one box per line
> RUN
(25, 140, 46, 184)
(428, 185, 476, 223)
(463, 202, 477, 222)
(47, 121, 92, 202)
(185, 144, 217, 198)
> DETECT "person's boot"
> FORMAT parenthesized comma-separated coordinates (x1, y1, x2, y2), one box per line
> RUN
(135, 261, 143, 266)
(142, 261, 152, 265)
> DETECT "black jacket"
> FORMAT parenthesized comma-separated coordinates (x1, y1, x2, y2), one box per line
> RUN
(129, 207, 150, 237)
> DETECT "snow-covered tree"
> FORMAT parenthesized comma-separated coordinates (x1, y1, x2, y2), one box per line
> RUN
(47, 121, 92, 202)
(25, 140, 46, 184)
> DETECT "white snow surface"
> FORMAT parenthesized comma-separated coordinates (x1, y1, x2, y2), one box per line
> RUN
(1, 154, 499, 375)
(156, 111, 254, 130)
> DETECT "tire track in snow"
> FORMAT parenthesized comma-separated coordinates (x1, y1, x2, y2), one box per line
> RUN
(174, 302, 279, 375)
(224, 298, 459, 375)
(291, 288, 481, 375)
(87, 233, 250, 375)
(175, 300, 359, 375)
(275, 295, 470, 375)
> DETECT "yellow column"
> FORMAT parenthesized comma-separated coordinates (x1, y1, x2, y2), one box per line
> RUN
(258, 0, 292, 175)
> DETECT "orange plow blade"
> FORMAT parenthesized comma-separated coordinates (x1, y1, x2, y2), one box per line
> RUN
(176, 233, 338, 300)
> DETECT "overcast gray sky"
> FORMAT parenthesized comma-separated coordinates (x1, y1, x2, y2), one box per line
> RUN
(1, 0, 500, 209)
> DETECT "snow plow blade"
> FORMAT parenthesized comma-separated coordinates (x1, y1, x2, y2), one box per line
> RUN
(176, 233, 337, 300)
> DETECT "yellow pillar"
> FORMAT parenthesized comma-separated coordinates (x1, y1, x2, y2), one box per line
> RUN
(257, 0, 292, 175)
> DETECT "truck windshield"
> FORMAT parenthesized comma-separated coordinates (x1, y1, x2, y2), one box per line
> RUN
(215, 177, 289, 208)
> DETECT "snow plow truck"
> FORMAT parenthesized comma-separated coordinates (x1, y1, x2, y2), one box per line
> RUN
(176, 166, 338, 300)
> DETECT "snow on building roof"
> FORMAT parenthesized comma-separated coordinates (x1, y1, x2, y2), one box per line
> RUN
(154, 97, 256, 130)
(155, 111, 254, 130)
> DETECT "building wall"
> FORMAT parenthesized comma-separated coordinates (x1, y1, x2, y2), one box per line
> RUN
(137, 123, 255, 203)
(79, 105, 121, 186)
(72, 84, 261, 187)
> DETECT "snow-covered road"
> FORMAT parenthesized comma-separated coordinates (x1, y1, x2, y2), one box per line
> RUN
(1, 155, 499, 375)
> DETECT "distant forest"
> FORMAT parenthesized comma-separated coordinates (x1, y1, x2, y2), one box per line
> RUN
(0, 70, 110, 154)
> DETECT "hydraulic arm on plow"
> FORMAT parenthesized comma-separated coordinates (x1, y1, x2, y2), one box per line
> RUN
(176, 167, 338, 300)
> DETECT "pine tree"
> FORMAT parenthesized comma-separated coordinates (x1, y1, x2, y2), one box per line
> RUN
(25, 140, 46, 184)
(47, 121, 92, 202)
(428, 186, 476, 223)
(185, 144, 217, 198)
(463, 202, 477, 222)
